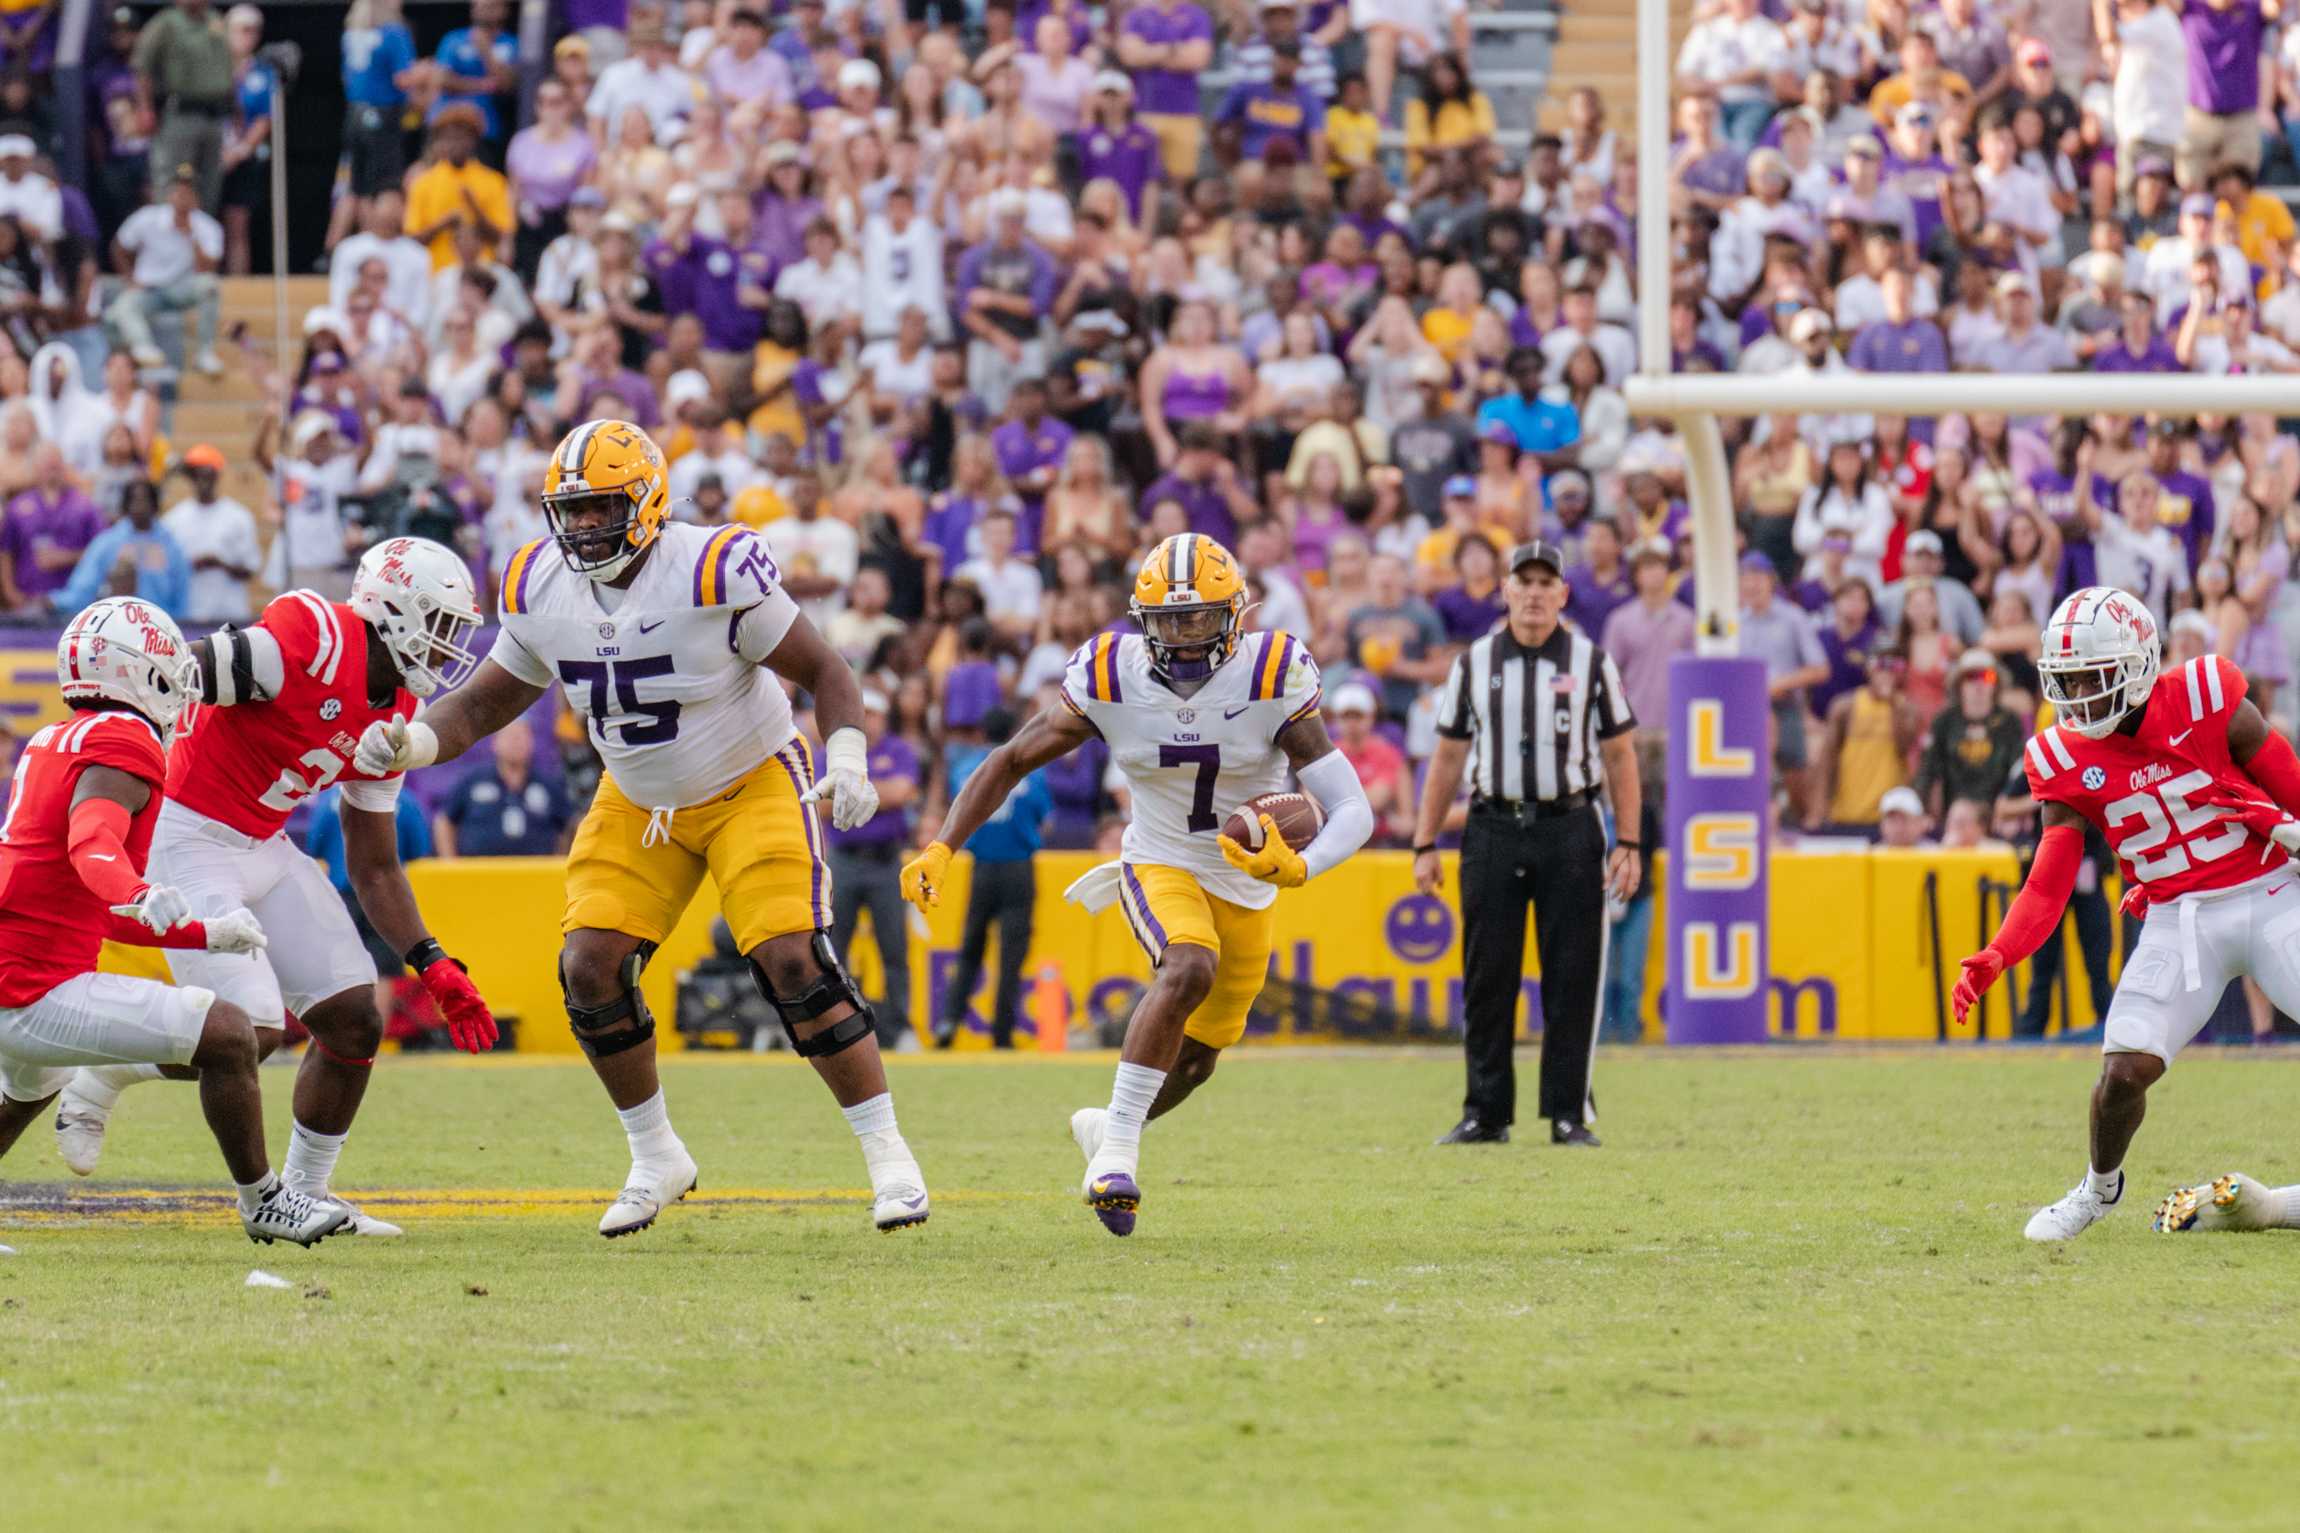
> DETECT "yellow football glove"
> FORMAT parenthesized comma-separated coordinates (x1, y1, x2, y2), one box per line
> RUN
(1218, 815, 1308, 888)
(901, 841, 953, 911)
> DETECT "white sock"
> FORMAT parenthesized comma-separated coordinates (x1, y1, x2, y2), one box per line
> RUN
(617, 1091, 683, 1163)
(74, 1063, 162, 1110)
(2270, 1186, 2300, 1228)
(235, 1170, 280, 1215)
(841, 1093, 898, 1138)
(284, 1122, 347, 1195)
(2085, 1165, 2124, 1203)
(1100, 1062, 1166, 1162)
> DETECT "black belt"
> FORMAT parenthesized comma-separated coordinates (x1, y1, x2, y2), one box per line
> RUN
(1471, 789, 1597, 823)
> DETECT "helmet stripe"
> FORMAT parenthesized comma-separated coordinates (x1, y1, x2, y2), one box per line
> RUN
(559, 419, 604, 475)
(1171, 533, 1192, 587)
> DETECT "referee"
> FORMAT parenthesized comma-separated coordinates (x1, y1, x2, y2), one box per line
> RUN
(1411, 539, 1642, 1147)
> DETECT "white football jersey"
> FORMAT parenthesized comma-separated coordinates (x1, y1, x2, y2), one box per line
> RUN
(491, 521, 803, 810)
(1065, 629, 1322, 910)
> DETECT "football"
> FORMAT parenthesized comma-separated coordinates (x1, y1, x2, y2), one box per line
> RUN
(1224, 791, 1325, 852)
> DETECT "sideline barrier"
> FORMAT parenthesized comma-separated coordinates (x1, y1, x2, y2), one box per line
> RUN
(99, 846, 2120, 1053)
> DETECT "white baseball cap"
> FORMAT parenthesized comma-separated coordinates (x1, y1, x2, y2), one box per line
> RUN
(664, 369, 714, 412)
(1879, 786, 1925, 818)
(1331, 680, 1379, 716)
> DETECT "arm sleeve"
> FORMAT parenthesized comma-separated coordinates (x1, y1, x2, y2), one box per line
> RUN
(338, 774, 407, 813)
(1986, 822, 2083, 965)
(192, 625, 285, 705)
(67, 796, 150, 907)
(2243, 729, 2300, 816)
(1295, 748, 1375, 882)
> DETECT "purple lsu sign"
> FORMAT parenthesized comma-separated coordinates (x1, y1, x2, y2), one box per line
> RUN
(1665, 656, 1768, 1044)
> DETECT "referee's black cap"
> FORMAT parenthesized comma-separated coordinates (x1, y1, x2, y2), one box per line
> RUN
(1508, 539, 1566, 577)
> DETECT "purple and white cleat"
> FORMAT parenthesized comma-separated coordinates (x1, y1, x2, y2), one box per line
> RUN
(1083, 1168, 1140, 1237)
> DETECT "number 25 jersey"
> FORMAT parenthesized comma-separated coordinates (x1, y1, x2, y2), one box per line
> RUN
(1065, 629, 1322, 911)
(167, 591, 416, 839)
(492, 522, 803, 811)
(2024, 655, 2279, 900)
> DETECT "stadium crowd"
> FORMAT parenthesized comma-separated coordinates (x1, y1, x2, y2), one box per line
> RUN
(5, 0, 2300, 1042)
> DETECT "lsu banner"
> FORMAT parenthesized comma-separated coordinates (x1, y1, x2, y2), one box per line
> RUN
(1664, 656, 1769, 1043)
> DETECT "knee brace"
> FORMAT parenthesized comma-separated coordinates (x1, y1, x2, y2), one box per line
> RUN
(561, 942, 658, 1059)
(752, 931, 875, 1058)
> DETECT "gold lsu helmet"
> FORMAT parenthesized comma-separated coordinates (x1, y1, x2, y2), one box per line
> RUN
(543, 418, 669, 580)
(1131, 532, 1247, 682)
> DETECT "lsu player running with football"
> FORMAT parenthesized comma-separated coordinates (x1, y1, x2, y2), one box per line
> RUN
(0, 599, 346, 1247)
(1954, 587, 2300, 1241)
(51, 538, 497, 1238)
(355, 420, 929, 1237)
(902, 533, 1373, 1236)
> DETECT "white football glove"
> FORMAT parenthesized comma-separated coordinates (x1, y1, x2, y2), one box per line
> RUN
(201, 907, 269, 955)
(111, 883, 193, 935)
(800, 726, 880, 831)
(354, 717, 437, 776)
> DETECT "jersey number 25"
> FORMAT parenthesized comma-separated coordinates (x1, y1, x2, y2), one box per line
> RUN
(2105, 767, 2248, 882)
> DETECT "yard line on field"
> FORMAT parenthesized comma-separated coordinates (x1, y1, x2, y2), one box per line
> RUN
(0, 1183, 1039, 1227)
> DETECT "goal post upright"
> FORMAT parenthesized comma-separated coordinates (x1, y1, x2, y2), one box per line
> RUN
(1634, 0, 1772, 1043)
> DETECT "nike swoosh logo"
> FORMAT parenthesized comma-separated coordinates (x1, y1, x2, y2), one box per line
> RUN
(901, 1196, 926, 1209)
(2170, 728, 2194, 746)
(638, 618, 666, 634)
(1223, 705, 1252, 720)
(2272, 884, 2291, 897)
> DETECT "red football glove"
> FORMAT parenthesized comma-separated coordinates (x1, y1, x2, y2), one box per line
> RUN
(1951, 946, 2006, 1028)
(2196, 785, 2296, 863)
(2120, 881, 2150, 923)
(418, 956, 498, 1053)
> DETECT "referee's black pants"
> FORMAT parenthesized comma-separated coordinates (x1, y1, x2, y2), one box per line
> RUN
(1459, 803, 1607, 1128)
(942, 858, 1036, 1046)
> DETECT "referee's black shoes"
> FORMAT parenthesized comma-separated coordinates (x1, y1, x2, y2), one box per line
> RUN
(1551, 1121, 1602, 1148)
(1434, 1118, 1509, 1145)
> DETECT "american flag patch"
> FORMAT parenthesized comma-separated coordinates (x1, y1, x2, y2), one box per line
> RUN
(1551, 675, 1578, 693)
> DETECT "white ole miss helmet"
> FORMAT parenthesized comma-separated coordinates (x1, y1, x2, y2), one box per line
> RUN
(350, 536, 484, 698)
(57, 597, 196, 736)
(2038, 586, 2161, 739)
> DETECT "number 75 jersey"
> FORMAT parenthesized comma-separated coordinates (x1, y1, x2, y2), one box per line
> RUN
(492, 522, 804, 811)
(1064, 629, 1322, 911)
(2024, 655, 2282, 899)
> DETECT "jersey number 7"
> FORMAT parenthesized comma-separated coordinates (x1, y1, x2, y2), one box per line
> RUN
(1159, 743, 1221, 833)
(559, 657, 683, 745)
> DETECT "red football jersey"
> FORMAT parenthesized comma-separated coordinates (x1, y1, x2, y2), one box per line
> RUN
(166, 591, 416, 840)
(0, 711, 168, 1006)
(2024, 655, 2279, 900)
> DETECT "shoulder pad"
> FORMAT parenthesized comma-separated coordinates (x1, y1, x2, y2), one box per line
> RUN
(499, 539, 551, 617)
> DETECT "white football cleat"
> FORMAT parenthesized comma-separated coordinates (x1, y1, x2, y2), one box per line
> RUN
(243, 1182, 353, 1247)
(53, 1082, 112, 1177)
(1070, 1107, 1107, 1163)
(2024, 1172, 2123, 1242)
(323, 1198, 405, 1238)
(598, 1150, 698, 1239)
(863, 1132, 929, 1232)
(2154, 1172, 2277, 1233)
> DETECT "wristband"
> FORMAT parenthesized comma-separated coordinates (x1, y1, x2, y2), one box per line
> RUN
(404, 938, 448, 972)
(1411, 844, 1438, 856)
(1615, 838, 1643, 851)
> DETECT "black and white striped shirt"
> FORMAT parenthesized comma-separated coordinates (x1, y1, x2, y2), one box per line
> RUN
(1434, 624, 1636, 803)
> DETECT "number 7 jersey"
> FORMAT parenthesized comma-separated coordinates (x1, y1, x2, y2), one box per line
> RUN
(1065, 629, 1322, 911)
(492, 522, 804, 811)
(2023, 655, 2281, 899)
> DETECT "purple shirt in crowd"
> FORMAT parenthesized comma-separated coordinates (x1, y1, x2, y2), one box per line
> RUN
(2153, 468, 2217, 568)
(645, 234, 760, 353)
(992, 413, 1073, 497)
(2090, 333, 2185, 373)
(1123, 0, 1215, 117)
(827, 735, 919, 850)
(1077, 122, 1163, 219)
(1138, 469, 1239, 550)
(2, 487, 105, 601)
(1565, 563, 1635, 639)
(1431, 583, 1504, 642)
(956, 238, 1060, 339)
(1847, 318, 1950, 374)
(574, 367, 661, 428)
(505, 127, 598, 216)
(2027, 467, 2105, 593)
(2184, 2, 2268, 116)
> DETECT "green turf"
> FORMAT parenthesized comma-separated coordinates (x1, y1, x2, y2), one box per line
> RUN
(1, 1048, 2295, 1531)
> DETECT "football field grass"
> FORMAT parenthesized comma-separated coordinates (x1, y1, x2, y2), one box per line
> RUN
(2, 1046, 2296, 1531)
